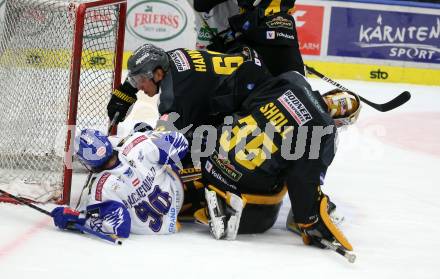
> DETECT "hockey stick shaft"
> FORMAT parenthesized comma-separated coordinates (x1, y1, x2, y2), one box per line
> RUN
(305, 65, 350, 90)
(74, 224, 122, 245)
(107, 111, 120, 135)
(0, 188, 122, 245)
(0, 188, 51, 216)
(318, 238, 356, 263)
(305, 65, 411, 112)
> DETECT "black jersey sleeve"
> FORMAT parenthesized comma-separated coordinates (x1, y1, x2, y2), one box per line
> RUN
(284, 123, 337, 224)
(210, 58, 272, 115)
(193, 0, 228, 12)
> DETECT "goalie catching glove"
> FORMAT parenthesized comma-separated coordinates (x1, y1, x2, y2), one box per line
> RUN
(286, 197, 343, 235)
(297, 193, 353, 251)
(107, 80, 138, 122)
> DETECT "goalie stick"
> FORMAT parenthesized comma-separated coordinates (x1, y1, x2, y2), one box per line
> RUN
(0, 188, 122, 245)
(190, 4, 410, 113)
(288, 212, 355, 263)
(318, 238, 356, 263)
(191, 14, 410, 113)
(305, 65, 411, 112)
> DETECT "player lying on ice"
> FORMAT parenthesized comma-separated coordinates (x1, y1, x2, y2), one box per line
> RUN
(105, 44, 360, 252)
(51, 126, 188, 237)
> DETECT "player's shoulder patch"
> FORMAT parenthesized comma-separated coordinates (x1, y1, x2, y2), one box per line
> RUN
(95, 172, 112, 201)
(278, 89, 313, 126)
(169, 49, 191, 72)
(122, 134, 149, 156)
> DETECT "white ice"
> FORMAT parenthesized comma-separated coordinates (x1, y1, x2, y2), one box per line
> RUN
(1, 77, 439, 279)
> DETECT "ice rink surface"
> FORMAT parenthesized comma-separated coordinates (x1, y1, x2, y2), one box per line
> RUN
(1, 77, 439, 279)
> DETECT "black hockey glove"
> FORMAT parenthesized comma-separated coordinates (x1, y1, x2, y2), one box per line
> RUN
(298, 194, 353, 251)
(107, 81, 138, 122)
(133, 122, 153, 133)
(207, 29, 237, 53)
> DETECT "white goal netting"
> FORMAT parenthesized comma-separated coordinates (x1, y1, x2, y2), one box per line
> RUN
(0, 0, 125, 203)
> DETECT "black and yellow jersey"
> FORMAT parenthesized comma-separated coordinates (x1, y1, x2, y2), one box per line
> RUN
(193, 0, 295, 15)
(229, 0, 298, 46)
(237, 0, 296, 16)
(201, 72, 335, 195)
(158, 48, 271, 131)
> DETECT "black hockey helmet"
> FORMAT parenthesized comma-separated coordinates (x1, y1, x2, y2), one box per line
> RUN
(127, 44, 170, 88)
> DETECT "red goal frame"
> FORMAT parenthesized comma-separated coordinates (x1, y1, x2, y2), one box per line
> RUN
(0, 0, 127, 205)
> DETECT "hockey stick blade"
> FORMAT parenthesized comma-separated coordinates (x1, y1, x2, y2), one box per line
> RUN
(305, 65, 411, 112)
(359, 91, 411, 112)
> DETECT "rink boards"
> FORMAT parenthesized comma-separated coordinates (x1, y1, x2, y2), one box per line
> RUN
(119, 0, 440, 85)
(296, 0, 440, 85)
(1, 0, 439, 85)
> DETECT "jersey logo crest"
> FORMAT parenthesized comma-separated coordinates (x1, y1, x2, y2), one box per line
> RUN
(278, 90, 313, 126)
(170, 50, 190, 72)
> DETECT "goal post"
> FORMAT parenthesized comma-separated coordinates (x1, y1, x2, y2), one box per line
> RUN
(0, 0, 127, 204)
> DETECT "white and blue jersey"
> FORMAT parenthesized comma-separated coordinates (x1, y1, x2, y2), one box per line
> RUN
(195, 0, 239, 50)
(80, 130, 188, 238)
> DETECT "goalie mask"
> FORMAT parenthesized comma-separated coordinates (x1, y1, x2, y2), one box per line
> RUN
(322, 89, 361, 127)
(127, 44, 170, 89)
(74, 129, 113, 169)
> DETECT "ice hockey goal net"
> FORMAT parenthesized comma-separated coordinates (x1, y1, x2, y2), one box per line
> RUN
(0, 0, 126, 204)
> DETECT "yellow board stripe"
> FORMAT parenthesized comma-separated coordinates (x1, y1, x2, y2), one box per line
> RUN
(122, 51, 132, 71)
(305, 60, 440, 86)
(0, 48, 116, 70)
(123, 52, 440, 85)
(6, 49, 437, 85)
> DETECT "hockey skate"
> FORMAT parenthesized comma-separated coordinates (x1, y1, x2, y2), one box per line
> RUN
(204, 188, 245, 240)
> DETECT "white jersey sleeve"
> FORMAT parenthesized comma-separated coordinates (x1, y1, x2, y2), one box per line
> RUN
(195, 0, 239, 50)
(84, 131, 187, 236)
